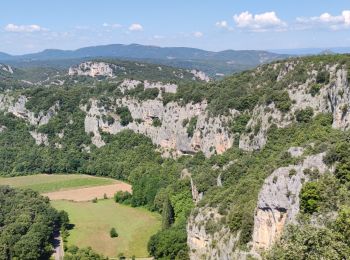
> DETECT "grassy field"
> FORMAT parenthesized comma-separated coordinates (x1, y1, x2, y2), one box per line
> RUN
(0, 174, 118, 193)
(52, 199, 161, 258)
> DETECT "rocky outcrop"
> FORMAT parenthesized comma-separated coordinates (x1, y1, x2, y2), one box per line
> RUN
(83, 98, 237, 157)
(30, 131, 49, 146)
(252, 152, 330, 251)
(0, 94, 58, 126)
(68, 61, 121, 77)
(120, 79, 178, 94)
(190, 69, 210, 82)
(240, 66, 349, 151)
(0, 64, 13, 74)
(187, 207, 238, 260)
(187, 207, 260, 260)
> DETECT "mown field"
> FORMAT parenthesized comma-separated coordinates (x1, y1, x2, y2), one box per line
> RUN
(0, 174, 117, 193)
(52, 199, 161, 258)
(0, 174, 160, 258)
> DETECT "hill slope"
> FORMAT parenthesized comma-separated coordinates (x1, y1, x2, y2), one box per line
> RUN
(1, 55, 350, 259)
(0, 44, 290, 76)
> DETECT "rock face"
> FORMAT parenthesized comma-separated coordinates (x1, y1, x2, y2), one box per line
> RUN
(0, 94, 58, 126)
(187, 207, 260, 260)
(120, 79, 178, 94)
(252, 152, 330, 251)
(190, 69, 210, 82)
(239, 66, 349, 151)
(68, 61, 120, 77)
(0, 64, 13, 74)
(30, 131, 49, 146)
(187, 207, 238, 260)
(84, 98, 237, 157)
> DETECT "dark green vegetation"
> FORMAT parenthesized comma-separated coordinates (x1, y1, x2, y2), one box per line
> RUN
(110, 228, 118, 238)
(64, 246, 107, 260)
(1, 54, 350, 259)
(0, 186, 68, 260)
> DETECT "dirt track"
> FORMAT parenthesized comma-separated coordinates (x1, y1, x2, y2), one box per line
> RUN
(43, 183, 132, 202)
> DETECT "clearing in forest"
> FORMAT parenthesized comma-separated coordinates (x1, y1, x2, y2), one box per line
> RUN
(51, 199, 161, 258)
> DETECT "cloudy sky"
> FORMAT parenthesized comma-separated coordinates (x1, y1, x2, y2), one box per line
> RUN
(1, 0, 350, 54)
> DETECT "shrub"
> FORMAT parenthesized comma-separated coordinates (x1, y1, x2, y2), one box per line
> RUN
(187, 116, 198, 137)
(295, 107, 314, 123)
(300, 181, 321, 214)
(152, 117, 162, 127)
(110, 227, 118, 238)
(266, 90, 292, 112)
(230, 114, 250, 134)
(182, 118, 189, 127)
(316, 70, 330, 84)
(289, 169, 297, 177)
(114, 191, 132, 204)
(309, 83, 322, 96)
(92, 197, 98, 203)
(116, 107, 133, 126)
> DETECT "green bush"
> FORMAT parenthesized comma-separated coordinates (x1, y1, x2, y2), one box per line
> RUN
(186, 116, 198, 137)
(295, 107, 314, 123)
(309, 83, 322, 96)
(300, 181, 321, 214)
(266, 90, 292, 112)
(152, 117, 162, 127)
(110, 227, 119, 238)
(114, 191, 132, 204)
(116, 107, 133, 126)
(316, 70, 330, 84)
(230, 114, 250, 134)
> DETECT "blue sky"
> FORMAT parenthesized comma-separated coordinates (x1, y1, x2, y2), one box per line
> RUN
(1, 0, 350, 54)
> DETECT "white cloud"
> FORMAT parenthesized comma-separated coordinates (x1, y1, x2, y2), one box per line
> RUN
(128, 23, 143, 31)
(102, 23, 122, 28)
(215, 20, 234, 31)
(4, 23, 47, 32)
(296, 10, 350, 30)
(193, 31, 203, 38)
(233, 11, 287, 32)
(216, 20, 228, 28)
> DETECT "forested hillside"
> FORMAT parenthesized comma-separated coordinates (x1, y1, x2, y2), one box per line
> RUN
(1, 55, 350, 259)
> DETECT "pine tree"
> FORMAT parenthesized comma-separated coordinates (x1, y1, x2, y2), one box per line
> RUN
(162, 196, 174, 229)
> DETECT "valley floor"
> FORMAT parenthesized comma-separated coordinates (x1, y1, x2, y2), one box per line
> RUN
(52, 199, 160, 258)
(0, 174, 160, 258)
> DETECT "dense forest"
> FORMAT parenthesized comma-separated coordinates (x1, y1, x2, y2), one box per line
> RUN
(0, 186, 68, 259)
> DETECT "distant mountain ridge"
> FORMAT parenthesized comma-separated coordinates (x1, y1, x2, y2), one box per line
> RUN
(0, 44, 290, 76)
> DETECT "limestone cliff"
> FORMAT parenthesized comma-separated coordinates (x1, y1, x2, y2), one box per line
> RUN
(69, 61, 118, 77)
(239, 64, 349, 151)
(252, 152, 330, 251)
(187, 207, 260, 260)
(83, 98, 237, 157)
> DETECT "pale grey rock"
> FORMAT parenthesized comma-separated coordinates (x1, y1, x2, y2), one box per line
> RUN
(0, 64, 13, 74)
(0, 94, 58, 126)
(252, 153, 330, 251)
(30, 131, 49, 146)
(84, 98, 237, 157)
(288, 147, 304, 157)
(68, 61, 121, 77)
(187, 207, 260, 260)
(190, 69, 210, 82)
